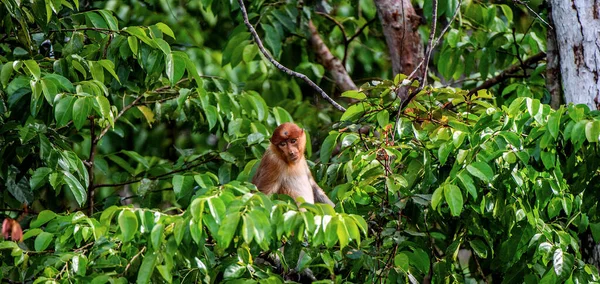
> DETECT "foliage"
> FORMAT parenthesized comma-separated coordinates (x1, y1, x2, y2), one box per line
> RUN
(1, 0, 600, 283)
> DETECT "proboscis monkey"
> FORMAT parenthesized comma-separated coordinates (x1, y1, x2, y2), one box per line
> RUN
(252, 122, 335, 207)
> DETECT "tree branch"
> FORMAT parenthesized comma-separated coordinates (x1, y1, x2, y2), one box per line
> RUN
(467, 52, 546, 97)
(237, 0, 346, 112)
(307, 20, 357, 92)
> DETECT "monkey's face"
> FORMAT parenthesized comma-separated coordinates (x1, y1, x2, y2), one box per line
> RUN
(271, 122, 306, 164)
(277, 138, 301, 163)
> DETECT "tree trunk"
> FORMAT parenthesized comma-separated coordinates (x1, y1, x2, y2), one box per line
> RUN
(548, 0, 600, 110)
(307, 20, 357, 92)
(373, 0, 424, 80)
(545, 8, 562, 110)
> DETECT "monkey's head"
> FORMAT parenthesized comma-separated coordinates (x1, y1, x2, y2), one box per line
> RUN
(270, 122, 306, 164)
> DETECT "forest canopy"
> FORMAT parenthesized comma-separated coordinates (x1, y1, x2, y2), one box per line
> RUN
(1, 0, 600, 283)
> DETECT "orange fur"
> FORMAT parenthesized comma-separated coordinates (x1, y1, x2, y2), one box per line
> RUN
(252, 123, 334, 207)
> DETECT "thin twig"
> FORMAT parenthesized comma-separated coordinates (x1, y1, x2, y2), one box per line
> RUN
(237, 0, 346, 112)
(87, 116, 96, 216)
(467, 51, 546, 96)
(343, 17, 377, 66)
(122, 246, 146, 276)
(93, 153, 218, 189)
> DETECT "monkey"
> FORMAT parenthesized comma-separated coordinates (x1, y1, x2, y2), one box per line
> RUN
(252, 122, 335, 207)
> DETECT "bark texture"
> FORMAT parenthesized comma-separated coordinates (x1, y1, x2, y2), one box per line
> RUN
(373, 0, 424, 79)
(307, 21, 357, 92)
(546, 9, 562, 109)
(549, 0, 600, 110)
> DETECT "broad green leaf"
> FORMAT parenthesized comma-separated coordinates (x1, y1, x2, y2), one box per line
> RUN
(585, 120, 600, 142)
(431, 186, 444, 210)
(1, 61, 13, 87)
(444, 184, 463, 216)
(553, 248, 563, 276)
(242, 44, 258, 63)
(30, 210, 57, 228)
(466, 161, 494, 182)
(457, 171, 477, 199)
(98, 60, 120, 83)
(124, 26, 154, 47)
(137, 105, 155, 126)
(34, 232, 53, 251)
(172, 175, 194, 199)
(24, 60, 41, 80)
(377, 110, 389, 128)
(470, 239, 488, 258)
(204, 105, 218, 130)
(95, 95, 114, 128)
(217, 212, 240, 248)
(154, 38, 171, 55)
(166, 52, 186, 85)
(341, 104, 366, 121)
(62, 171, 86, 206)
(547, 111, 561, 139)
(155, 22, 175, 39)
(337, 217, 350, 250)
(136, 251, 157, 284)
(72, 97, 91, 130)
(341, 90, 366, 100)
(55, 96, 76, 127)
(128, 36, 139, 55)
(30, 167, 53, 191)
(118, 210, 138, 243)
(22, 228, 42, 241)
(207, 197, 226, 225)
(150, 224, 163, 251)
(320, 133, 340, 164)
(394, 253, 409, 271)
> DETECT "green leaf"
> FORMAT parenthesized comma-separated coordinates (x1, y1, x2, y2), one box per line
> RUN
(242, 44, 258, 63)
(118, 210, 138, 243)
(469, 239, 488, 258)
(22, 228, 43, 241)
(30, 210, 57, 228)
(72, 97, 91, 130)
(341, 90, 366, 100)
(341, 104, 366, 121)
(24, 60, 41, 80)
(124, 26, 154, 47)
(547, 111, 561, 139)
(98, 60, 120, 83)
(527, 98, 540, 118)
(377, 110, 390, 128)
(55, 96, 76, 127)
(155, 22, 175, 39)
(466, 161, 494, 183)
(394, 253, 409, 271)
(207, 197, 226, 225)
(431, 186, 443, 210)
(95, 95, 114, 128)
(272, 107, 293, 124)
(553, 248, 563, 276)
(62, 171, 86, 206)
(204, 105, 218, 130)
(1, 61, 13, 87)
(34, 232, 54, 251)
(30, 167, 53, 191)
(136, 251, 157, 284)
(217, 212, 240, 248)
(128, 36, 139, 55)
(457, 171, 477, 199)
(337, 217, 350, 250)
(444, 184, 463, 216)
(166, 52, 186, 85)
(172, 175, 194, 199)
(585, 120, 600, 142)
(154, 38, 171, 55)
(320, 133, 340, 164)
(590, 223, 600, 242)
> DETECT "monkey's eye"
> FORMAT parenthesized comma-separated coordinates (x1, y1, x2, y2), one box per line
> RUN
(279, 142, 286, 147)
(290, 139, 297, 144)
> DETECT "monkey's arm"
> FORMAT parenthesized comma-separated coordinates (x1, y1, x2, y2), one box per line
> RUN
(252, 154, 281, 195)
(308, 171, 335, 207)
